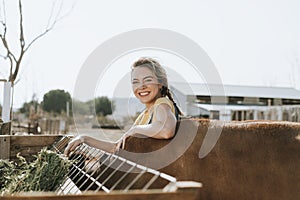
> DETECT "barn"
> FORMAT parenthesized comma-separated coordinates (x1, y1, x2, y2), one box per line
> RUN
(170, 82, 300, 122)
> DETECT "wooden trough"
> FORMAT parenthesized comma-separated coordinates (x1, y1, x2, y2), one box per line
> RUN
(0, 134, 201, 200)
(123, 119, 300, 200)
(1, 118, 300, 199)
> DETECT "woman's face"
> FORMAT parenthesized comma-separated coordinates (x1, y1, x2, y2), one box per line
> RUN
(131, 66, 162, 108)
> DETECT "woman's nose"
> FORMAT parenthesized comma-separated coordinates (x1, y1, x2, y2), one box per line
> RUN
(132, 82, 147, 90)
(137, 83, 146, 89)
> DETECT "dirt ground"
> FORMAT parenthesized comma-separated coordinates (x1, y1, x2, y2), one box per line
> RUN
(68, 127, 124, 142)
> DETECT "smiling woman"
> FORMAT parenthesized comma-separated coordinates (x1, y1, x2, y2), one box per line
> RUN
(64, 57, 183, 156)
(121, 57, 182, 145)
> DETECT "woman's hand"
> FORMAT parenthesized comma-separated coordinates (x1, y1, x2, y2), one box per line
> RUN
(64, 135, 120, 156)
(64, 135, 84, 156)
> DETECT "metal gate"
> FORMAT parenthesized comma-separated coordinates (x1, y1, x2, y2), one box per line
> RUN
(51, 136, 196, 195)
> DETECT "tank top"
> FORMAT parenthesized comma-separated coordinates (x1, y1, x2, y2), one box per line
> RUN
(134, 97, 176, 125)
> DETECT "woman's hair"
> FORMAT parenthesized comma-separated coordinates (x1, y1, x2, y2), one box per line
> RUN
(132, 57, 183, 116)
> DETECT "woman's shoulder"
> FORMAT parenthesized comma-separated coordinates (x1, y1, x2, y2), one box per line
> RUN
(154, 97, 174, 112)
(155, 97, 172, 104)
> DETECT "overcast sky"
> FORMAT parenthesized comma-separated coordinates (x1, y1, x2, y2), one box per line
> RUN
(1, 0, 300, 108)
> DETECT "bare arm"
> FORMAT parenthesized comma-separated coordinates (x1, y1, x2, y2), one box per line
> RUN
(125, 104, 177, 139)
(65, 104, 176, 155)
(64, 135, 117, 156)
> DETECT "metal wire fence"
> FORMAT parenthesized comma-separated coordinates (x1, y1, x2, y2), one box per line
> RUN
(51, 136, 177, 195)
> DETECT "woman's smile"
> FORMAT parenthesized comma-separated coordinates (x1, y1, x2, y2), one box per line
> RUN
(136, 87, 154, 100)
(138, 91, 150, 97)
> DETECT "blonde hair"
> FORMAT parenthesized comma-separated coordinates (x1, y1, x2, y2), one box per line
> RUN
(132, 57, 183, 116)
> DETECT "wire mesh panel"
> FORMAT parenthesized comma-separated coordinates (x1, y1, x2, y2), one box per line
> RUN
(51, 136, 177, 195)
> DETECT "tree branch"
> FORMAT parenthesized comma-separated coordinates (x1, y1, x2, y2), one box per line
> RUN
(23, 28, 50, 53)
(0, 29, 18, 63)
(46, 0, 58, 29)
(10, 0, 26, 82)
(19, 0, 25, 48)
(24, 1, 74, 53)
(1, 0, 74, 83)
(0, 0, 7, 28)
(0, 0, 17, 81)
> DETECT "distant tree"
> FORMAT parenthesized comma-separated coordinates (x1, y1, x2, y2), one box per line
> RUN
(94, 97, 114, 116)
(85, 99, 95, 114)
(42, 89, 71, 114)
(19, 100, 39, 117)
(72, 99, 90, 115)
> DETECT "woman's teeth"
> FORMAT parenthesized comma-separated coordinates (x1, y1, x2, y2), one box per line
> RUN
(139, 92, 150, 96)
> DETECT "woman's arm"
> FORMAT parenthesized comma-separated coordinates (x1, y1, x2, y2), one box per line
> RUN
(64, 135, 117, 156)
(125, 104, 177, 139)
(65, 104, 176, 155)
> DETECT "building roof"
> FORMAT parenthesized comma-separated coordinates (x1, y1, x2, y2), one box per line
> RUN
(193, 103, 262, 111)
(170, 82, 300, 99)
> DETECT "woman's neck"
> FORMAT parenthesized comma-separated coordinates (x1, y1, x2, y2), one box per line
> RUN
(145, 97, 164, 110)
(145, 103, 154, 110)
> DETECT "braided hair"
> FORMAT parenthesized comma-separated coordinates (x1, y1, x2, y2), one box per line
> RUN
(132, 57, 183, 116)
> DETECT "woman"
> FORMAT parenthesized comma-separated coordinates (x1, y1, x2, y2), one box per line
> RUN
(64, 57, 182, 156)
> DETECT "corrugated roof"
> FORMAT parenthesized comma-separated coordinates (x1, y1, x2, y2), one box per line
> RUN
(170, 82, 300, 99)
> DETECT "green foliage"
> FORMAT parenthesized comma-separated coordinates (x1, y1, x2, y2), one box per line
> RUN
(0, 159, 15, 190)
(94, 96, 115, 116)
(73, 97, 114, 116)
(42, 89, 72, 114)
(97, 115, 117, 126)
(72, 99, 93, 115)
(19, 100, 39, 117)
(0, 149, 71, 194)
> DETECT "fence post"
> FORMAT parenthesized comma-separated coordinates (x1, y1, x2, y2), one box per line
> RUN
(0, 136, 10, 159)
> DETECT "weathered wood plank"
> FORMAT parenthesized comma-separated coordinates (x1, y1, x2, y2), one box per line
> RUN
(0, 188, 200, 200)
(0, 136, 10, 159)
(8, 135, 63, 161)
(10, 135, 62, 147)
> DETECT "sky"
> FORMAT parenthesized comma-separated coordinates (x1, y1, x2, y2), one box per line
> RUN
(0, 0, 300, 109)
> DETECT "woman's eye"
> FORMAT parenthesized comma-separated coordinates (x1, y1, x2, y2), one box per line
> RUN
(145, 79, 153, 82)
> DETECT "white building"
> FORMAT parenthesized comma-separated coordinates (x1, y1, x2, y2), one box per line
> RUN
(170, 82, 300, 122)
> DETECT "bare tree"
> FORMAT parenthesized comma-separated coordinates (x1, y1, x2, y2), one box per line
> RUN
(0, 0, 73, 130)
(0, 0, 72, 84)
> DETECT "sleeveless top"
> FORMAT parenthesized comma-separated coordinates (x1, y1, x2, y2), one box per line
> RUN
(134, 97, 176, 125)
